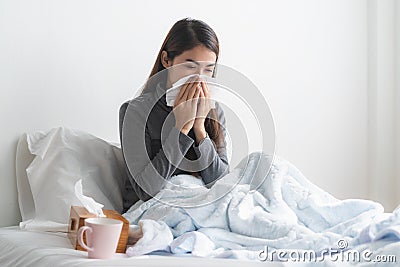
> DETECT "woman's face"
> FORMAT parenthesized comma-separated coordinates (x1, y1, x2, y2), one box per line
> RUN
(162, 45, 217, 88)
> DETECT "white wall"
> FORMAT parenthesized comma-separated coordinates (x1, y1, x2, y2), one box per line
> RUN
(367, 0, 398, 213)
(230, 0, 370, 204)
(0, 0, 398, 227)
(396, 0, 400, 206)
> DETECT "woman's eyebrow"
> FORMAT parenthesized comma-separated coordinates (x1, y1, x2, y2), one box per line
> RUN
(185, 59, 215, 67)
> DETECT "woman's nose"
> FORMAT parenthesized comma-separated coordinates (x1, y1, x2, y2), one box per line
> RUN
(197, 68, 205, 76)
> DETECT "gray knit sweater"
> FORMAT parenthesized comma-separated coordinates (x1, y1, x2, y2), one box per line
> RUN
(119, 82, 229, 206)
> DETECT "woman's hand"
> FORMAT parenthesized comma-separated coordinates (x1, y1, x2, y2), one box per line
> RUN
(193, 80, 212, 131)
(173, 76, 201, 135)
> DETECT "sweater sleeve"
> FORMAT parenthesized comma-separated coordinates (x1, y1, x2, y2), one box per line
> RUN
(192, 102, 230, 186)
(120, 100, 194, 201)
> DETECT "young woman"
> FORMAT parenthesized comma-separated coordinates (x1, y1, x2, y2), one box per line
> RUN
(119, 18, 229, 209)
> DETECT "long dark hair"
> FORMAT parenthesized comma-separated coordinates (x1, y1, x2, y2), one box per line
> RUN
(142, 18, 223, 147)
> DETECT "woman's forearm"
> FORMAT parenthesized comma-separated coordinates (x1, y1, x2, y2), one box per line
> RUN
(193, 126, 207, 145)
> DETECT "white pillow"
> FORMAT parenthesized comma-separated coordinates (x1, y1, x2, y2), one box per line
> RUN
(17, 127, 126, 232)
(16, 133, 36, 223)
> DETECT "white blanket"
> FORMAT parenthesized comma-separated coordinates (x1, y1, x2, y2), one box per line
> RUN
(123, 152, 399, 260)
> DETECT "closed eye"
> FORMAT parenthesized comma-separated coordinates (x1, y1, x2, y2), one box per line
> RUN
(185, 63, 197, 69)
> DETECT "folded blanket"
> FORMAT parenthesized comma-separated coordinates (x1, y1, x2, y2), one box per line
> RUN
(123, 152, 396, 260)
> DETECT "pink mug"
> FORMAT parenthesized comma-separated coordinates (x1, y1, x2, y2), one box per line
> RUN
(78, 217, 123, 259)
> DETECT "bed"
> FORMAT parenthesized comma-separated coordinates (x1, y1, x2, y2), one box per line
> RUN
(1, 126, 399, 267)
(1, 225, 399, 267)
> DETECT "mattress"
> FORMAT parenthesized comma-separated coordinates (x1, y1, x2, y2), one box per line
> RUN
(0, 226, 282, 267)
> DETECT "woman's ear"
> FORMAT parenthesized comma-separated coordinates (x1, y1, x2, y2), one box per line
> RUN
(161, 51, 171, 68)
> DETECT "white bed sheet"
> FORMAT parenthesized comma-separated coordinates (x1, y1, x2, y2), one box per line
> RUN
(0, 226, 283, 267)
(1, 226, 399, 266)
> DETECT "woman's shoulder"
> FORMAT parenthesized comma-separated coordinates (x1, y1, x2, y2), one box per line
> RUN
(120, 90, 156, 112)
(119, 90, 157, 123)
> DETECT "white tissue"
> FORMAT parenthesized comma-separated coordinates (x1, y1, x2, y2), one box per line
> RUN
(166, 74, 225, 108)
(74, 179, 106, 217)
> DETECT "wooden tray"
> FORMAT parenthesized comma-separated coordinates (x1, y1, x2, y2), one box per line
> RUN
(67, 206, 129, 253)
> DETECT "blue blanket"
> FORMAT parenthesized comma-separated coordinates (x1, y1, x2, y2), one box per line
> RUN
(123, 152, 399, 260)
